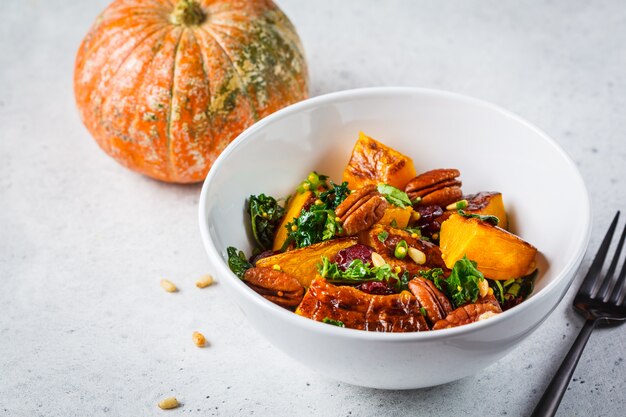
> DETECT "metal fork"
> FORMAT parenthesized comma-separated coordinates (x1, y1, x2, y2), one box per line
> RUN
(531, 211, 626, 416)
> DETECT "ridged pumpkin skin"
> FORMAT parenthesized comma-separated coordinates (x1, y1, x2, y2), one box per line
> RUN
(74, 0, 308, 183)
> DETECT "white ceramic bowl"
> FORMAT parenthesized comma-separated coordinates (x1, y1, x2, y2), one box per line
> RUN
(199, 87, 591, 389)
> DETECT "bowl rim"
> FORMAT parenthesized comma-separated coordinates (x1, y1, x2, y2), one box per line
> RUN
(199, 86, 592, 341)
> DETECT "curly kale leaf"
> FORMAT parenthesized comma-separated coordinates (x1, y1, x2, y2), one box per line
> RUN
(248, 194, 285, 251)
(317, 256, 404, 289)
(419, 256, 485, 308)
(227, 247, 252, 279)
(283, 179, 347, 249)
(319, 181, 350, 210)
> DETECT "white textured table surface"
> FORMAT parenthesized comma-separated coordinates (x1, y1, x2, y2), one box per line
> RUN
(1, 1, 625, 416)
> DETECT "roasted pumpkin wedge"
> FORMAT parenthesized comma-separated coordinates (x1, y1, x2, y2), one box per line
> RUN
(439, 214, 537, 280)
(342, 132, 417, 190)
(377, 205, 414, 228)
(272, 190, 313, 251)
(464, 192, 508, 230)
(257, 238, 357, 287)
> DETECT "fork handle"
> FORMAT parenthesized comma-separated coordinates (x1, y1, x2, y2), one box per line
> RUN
(530, 319, 597, 417)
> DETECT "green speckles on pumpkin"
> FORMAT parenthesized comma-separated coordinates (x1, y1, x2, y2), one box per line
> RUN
(143, 112, 158, 121)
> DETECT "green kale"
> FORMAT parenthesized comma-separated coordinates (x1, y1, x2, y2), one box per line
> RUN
(418, 267, 446, 292)
(227, 247, 252, 279)
(317, 257, 404, 290)
(248, 194, 285, 251)
(322, 317, 345, 327)
(457, 209, 500, 226)
(419, 257, 485, 308)
(446, 256, 485, 307)
(377, 183, 412, 208)
(284, 207, 341, 249)
(488, 270, 537, 307)
(319, 181, 350, 210)
(283, 176, 347, 249)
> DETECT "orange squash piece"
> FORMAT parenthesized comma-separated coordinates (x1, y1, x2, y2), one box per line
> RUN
(257, 238, 357, 287)
(377, 206, 414, 228)
(342, 132, 417, 190)
(464, 192, 509, 230)
(273, 191, 313, 251)
(439, 214, 537, 280)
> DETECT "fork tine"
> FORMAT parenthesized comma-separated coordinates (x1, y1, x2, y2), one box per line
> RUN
(597, 222, 626, 300)
(578, 211, 620, 297)
(608, 246, 626, 305)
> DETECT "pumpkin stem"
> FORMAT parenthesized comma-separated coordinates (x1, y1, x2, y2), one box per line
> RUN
(170, 0, 206, 26)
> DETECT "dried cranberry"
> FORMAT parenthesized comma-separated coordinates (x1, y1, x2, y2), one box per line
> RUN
(415, 205, 444, 223)
(357, 281, 396, 295)
(335, 244, 375, 271)
(249, 250, 275, 265)
(415, 205, 444, 238)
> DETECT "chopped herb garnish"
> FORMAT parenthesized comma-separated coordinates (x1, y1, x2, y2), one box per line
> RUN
(394, 240, 408, 259)
(457, 209, 499, 226)
(227, 247, 252, 279)
(322, 317, 345, 327)
(248, 194, 285, 251)
(377, 183, 412, 208)
(420, 307, 427, 316)
(377, 231, 389, 242)
(296, 171, 329, 194)
(404, 226, 424, 239)
(390, 219, 398, 228)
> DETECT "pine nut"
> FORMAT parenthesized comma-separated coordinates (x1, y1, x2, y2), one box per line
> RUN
(478, 279, 489, 298)
(160, 279, 178, 293)
(158, 396, 180, 410)
(407, 247, 426, 265)
(371, 252, 386, 267)
(192, 331, 206, 347)
(412, 212, 421, 221)
(195, 275, 214, 288)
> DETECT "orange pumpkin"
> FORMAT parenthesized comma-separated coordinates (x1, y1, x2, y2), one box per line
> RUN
(74, 0, 308, 183)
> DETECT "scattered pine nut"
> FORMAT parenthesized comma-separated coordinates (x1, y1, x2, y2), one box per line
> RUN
(160, 279, 178, 293)
(195, 275, 214, 288)
(192, 331, 206, 347)
(412, 212, 421, 221)
(407, 247, 426, 265)
(158, 396, 180, 410)
(411, 233, 419, 239)
(272, 264, 281, 271)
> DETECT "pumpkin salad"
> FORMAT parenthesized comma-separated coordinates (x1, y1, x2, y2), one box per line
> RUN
(227, 133, 539, 332)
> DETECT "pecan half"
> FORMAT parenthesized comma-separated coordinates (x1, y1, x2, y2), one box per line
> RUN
(243, 267, 304, 309)
(432, 296, 502, 330)
(408, 277, 453, 327)
(335, 185, 388, 235)
(296, 278, 428, 332)
(405, 169, 462, 207)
